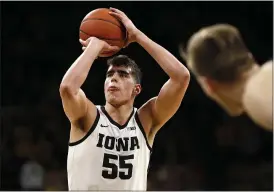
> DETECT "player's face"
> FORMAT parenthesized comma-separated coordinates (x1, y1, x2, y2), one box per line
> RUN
(104, 66, 141, 106)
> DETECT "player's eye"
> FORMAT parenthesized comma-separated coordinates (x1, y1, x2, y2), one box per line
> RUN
(119, 72, 129, 78)
(106, 72, 114, 77)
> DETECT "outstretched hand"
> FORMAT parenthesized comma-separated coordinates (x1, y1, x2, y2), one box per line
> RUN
(109, 7, 141, 47)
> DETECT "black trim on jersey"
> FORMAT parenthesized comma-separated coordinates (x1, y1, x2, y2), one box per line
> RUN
(100, 106, 134, 130)
(68, 108, 100, 146)
(147, 152, 153, 174)
(134, 112, 153, 152)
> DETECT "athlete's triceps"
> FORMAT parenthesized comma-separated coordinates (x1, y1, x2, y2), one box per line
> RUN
(60, 88, 97, 128)
(60, 88, 88, 121)
(243, 60, 273, 131)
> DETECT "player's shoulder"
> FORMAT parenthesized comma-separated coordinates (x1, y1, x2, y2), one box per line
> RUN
(245, 60, 272, 89)
(136, 97, 157, 132)
(260, 60, 272, 73)
(91, 104, 105, 117)
(137, 97, 157, 112)
(242, 60, 273, 130)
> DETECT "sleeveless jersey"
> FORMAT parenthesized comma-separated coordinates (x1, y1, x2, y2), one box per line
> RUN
(67, 105, 152, 191)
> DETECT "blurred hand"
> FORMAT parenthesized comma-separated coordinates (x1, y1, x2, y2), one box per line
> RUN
(79, 37, 119, 54)
(109, 7, 141, 47)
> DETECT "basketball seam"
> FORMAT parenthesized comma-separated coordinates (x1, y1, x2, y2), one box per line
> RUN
(81, 18, 124, 30)
(80, 30, 123, 41)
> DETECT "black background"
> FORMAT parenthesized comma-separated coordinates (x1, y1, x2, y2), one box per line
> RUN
(1, 1, 273, 190)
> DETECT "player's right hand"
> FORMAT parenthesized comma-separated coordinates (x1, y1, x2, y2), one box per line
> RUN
(79, 37, 119, 54)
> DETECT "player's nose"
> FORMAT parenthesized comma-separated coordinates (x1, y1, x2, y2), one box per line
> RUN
(110, 73, 119, 82)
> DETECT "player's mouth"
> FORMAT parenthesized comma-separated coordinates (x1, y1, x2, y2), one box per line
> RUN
(108, 86, 120, 92)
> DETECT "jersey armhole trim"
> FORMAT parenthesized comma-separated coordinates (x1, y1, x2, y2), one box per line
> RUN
(69, 108, 100, 146)
(134, 112, 153, 152)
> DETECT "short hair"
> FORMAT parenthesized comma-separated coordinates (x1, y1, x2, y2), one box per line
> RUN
(107, 55, 142, 84)
(182, 24, 255, 82)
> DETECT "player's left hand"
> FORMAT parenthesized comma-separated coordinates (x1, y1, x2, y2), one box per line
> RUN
(109, 7, 141, 47)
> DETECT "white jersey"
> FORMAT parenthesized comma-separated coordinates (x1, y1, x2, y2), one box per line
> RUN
(67, 105, 152, 191)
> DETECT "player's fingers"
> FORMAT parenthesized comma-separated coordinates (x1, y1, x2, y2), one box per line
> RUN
(108, 45, 120, 52)
(110, 8, 127, 18)
(79, 39, 84, 44)
(109, 11, 123, 21)
(79, 39, 87, 46)
(109, 7, 124, 15)
(109, 11, 119, 16)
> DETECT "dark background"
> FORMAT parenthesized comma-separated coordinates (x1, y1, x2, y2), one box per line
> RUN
(1, 1, 273, 191)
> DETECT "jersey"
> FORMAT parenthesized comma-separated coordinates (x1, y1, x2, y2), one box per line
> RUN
(67, 105, 152, 191)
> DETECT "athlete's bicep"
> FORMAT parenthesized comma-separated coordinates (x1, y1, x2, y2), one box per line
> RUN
(243, 61, 273, 131)
(60, 88, 96, 122)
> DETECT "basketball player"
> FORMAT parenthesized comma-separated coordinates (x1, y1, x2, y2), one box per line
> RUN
(60, 8, 190, 190)
(179, 24, 272, 131)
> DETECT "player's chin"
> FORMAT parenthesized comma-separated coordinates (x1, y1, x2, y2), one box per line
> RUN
(227, 109, 244, 117)
(222, 105, 244, 117)
(106, 96, 128, 107)
(107, 100, 124, 107)
(106, 96, 120, 105)
(106, 92, 119, 99)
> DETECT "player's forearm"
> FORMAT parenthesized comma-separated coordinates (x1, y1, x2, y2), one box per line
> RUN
(136, 32, 190, 81)
(60, 38, 103, 94)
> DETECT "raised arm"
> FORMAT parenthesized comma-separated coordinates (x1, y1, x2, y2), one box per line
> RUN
(110, 8, 190, 138)
(136, 32, 190, 132)
(59, 37, 118, 126)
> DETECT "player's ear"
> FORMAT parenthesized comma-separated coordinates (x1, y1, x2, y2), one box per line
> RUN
(197, 76, 219, 94)
(134, 84, 141, 95)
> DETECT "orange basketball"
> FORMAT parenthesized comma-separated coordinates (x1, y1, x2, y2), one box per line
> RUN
(79, 8, 127, 57)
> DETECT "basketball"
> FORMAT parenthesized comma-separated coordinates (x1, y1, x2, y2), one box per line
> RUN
(79, 8, 127, 57)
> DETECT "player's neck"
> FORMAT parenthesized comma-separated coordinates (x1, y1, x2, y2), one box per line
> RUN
(104, 102, 134, 125)
(218, 64, 260, 114)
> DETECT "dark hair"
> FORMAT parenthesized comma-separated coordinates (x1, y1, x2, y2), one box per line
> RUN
(181, 24, 255, 82)
(107, 55, 142, 84)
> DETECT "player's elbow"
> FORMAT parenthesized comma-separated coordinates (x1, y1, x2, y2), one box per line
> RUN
(59, 83, 75, 97)
(182, 69, 190, 82)
(176, 66, 190, 85)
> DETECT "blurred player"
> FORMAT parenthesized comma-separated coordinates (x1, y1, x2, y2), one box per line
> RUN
(179, 24, 272, 131)
(60, 8, 190, 190)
